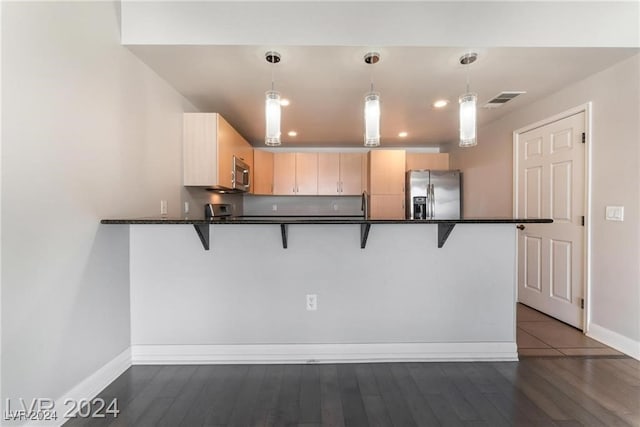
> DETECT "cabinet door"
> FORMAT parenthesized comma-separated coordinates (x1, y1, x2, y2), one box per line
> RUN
(216, 115, 235, 188)
(317, 153, 340, 195)
(370, 194, 405, 219)
(406, 153, 449, 171)
(273, 152, 296, 195)
(368, 150, 406, 195)
(253, 150, 274, 195)
(295, 153, 318, 195)
(339, 153, 364, 195)
(183, 113, 218, 186)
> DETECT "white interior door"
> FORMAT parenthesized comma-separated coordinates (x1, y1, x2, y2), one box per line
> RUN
(517, 112, 585, 329)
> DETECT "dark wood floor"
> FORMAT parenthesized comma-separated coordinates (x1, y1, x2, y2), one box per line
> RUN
(64, 357, 640, 427)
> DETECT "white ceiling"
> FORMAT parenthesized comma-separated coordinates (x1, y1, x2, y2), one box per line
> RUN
(129, 45, 637, 147)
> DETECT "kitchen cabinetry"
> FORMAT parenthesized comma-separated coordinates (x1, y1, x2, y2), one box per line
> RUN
(406, 153, 449, 171)
(273, 153, 318, 195)
(317, 153, 364, 195)
(368, 150, 406, 219)
(253, 149, 274, 195)
(183, 113, 253, 189)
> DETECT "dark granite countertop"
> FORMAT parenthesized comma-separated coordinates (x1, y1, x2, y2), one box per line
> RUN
(101, 216, 553, 225)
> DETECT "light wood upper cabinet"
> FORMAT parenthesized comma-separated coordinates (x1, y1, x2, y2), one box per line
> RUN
(273, 152, 296, 195)
(183, 113, 253, 189)
(317, 153, 364, 195)
(318, 153, 341, 195)
(406, 153, 449, 171)
(253, 149, 274, 195)
(295, 153, 318, 195)
(368, 150, 406, 195)
(339, 153, 364, 195)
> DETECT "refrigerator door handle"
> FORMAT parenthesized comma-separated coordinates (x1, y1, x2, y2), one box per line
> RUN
(425, 184, 431, 218)
(430, 184, 435, 219)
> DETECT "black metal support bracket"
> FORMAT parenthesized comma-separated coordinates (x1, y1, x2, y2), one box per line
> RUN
(280, 224, 288, 249)
(360, 223, 371, 249)
(193, 224, 210, 250)
(437, 223, 456, 248)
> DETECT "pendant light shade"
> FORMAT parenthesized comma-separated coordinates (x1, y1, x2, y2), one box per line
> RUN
(459, 93, 477, 147)
(364, 92, 381, 147)
(265, 90, 281, 146)
(363, 52, 381, 147)
(459, 52, 478, 148)
(264, 51, 282, 146)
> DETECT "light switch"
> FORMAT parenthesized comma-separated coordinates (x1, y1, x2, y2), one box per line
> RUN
(605, 206, 624, 221)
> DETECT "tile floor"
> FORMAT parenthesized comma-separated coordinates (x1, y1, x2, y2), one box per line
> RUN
(516, 303, 624, 357)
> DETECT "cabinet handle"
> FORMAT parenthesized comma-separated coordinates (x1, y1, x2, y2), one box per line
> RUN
(340, 182, 343, 193)
(337, 182, 340, 193)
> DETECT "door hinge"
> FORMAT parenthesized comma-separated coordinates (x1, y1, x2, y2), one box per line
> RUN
(582, 132, 586, 144)
(580, 298, 584, 309)
(581, 215, 585, 226)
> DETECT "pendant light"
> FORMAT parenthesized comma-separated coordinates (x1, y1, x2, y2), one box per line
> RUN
(364, 52, 381, 147)
(459, 52, 478, 147)
(265, 51, 282, 146)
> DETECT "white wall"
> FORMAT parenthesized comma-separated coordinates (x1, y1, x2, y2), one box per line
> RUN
(130, 223, 518, 361)
(448, 54, 640, 351)
(1, 1, 194, 410)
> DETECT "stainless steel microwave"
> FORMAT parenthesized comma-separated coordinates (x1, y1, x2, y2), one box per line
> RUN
(232, 156, 250, 192)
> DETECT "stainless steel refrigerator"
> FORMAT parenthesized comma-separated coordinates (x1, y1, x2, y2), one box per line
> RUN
(406, 170, 462, 219)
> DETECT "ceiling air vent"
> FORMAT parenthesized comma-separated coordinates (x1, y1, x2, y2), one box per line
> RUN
(483, 91, 526, 109)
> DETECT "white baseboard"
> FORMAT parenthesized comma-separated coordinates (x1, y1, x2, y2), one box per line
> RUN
(587, 323, 640, 360)
(131, 342, 518, 364)
(19, 348, 132, 427)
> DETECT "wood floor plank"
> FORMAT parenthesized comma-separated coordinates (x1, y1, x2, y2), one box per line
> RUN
(550, 358, 640, 414)
(319, 365, 345, 427)
(298, 365, 321, 425)
(370, 363, 418, 426)
(439, 362, 511, 427)
(272, 364, 303, 426)
(361, 395, 393, 427)
(157, 365, 216, 426)
(336, 364, 368, 427)
(227, 365, 267, 427)
(522, 359, 627, 426)
(391, 363, 448, 426)
(353, 364, 379, 397)
(202, 365, 250, 425)
(252, 364, 284, 427)
(492, 361, 572, 421)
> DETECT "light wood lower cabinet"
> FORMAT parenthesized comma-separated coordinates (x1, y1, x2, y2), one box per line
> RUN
(370, 194, 405, 220)
(252, 150, 273, 194)
(406, 153, 449, 171)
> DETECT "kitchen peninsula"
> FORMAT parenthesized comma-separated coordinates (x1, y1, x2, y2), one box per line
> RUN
(102, 216, 551, 363)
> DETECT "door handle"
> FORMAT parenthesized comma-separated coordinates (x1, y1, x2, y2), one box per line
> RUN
(516, 224, 525, 230)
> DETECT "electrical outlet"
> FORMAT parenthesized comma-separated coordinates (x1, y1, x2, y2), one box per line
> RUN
(333, 203, 339, 211)
(160, 200, 168, 216)
(272, 204, 278, 211)
(306, 294, 318, 311)
(184, 202, 190, 214)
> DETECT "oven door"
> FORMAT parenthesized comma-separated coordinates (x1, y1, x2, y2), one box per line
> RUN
(232, 156, 250, 191)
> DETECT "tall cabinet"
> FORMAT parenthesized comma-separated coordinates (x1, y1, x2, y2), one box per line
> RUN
(368, 150, 406, 219)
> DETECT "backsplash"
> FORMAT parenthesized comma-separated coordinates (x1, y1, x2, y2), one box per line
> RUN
(183, 187, 243, 218)
(243, 195, 363, 216)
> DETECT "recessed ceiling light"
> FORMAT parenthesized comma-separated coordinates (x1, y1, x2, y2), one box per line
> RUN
(280, 99, 290, 106)
(288, 130, 297, 137)
(433, 99, 449, 108)
(398, 131, 408, 138)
